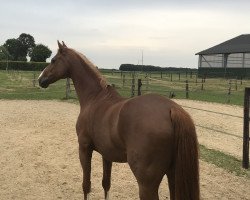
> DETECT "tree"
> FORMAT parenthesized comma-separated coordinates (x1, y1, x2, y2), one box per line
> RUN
(2, 33, 51, 62)
(3, 38, 26, 61)
(30, 44, 52, 62)
(18, 33, 35, 57)
(0, 46, 11, 60)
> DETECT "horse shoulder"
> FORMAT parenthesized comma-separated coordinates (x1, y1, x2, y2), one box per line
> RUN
(76, 106, 94, 145)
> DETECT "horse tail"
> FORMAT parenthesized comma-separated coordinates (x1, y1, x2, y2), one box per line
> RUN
(170, 107, 200, 200)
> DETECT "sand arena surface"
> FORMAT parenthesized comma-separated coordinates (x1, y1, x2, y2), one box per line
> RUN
(0, 100, 249, 199)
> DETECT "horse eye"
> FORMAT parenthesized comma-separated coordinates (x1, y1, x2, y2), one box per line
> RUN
(51, 58, 56, 64)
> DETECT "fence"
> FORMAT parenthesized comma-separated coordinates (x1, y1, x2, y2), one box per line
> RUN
(136, 74, 249, 169)
(1, 69, 249, 105)
(0, 70, 67, 99)
(125, 71, 247, 105)
(65, 73, 250, 169)
(63, 70, 250, 106)
(1, 69, 249, 168)
(243, 88, 250, 169)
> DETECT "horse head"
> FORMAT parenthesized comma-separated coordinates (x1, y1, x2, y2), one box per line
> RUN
(38, 41, 70, 88)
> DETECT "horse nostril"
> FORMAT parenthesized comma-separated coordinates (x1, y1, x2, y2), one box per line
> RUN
(39, 77, 49, 88)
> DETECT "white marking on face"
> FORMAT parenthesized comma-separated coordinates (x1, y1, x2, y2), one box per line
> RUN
(38, 70, 45, 80)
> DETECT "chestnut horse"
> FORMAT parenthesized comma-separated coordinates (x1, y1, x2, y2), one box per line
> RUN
(38, 41, 200, 200)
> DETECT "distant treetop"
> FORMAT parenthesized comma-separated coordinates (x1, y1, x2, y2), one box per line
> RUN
(1, 33, 52, 62)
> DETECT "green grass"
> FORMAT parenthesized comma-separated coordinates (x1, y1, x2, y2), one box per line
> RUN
(104, 71, 249, 106)
(200, 145, 250, 178)
(0, 70, 249, 105)
(0, 70, 69, 100)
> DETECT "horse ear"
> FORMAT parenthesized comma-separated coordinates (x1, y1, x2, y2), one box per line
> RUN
(62, 41, 67, 48)
(57, 40, 67, 53)
(57, 40, 63, 50)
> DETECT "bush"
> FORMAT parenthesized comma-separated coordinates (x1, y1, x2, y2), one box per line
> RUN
(0, 61, 48, 71)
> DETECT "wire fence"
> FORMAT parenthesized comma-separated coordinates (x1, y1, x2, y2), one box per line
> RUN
(2, 69, 249, 103)
(101, 72, 249, 168)
(117, 71, 249, 106)
(0, 69, 249, 168)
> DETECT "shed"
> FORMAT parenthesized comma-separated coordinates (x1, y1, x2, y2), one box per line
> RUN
(196, 34, 250, 78)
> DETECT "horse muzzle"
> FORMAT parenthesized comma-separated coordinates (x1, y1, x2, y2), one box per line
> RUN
(39, 77, 50, 88)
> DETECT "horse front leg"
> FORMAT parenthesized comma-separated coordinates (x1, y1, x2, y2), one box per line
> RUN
(102, 157, 112, 200)
(79, 144, 93, 200)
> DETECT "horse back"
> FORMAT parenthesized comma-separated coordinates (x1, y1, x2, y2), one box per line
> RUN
(118, 94, 179, 147)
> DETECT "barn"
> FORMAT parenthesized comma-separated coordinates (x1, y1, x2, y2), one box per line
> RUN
(196, 34, 250, 78)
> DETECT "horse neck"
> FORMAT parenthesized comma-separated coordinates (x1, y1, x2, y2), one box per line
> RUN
(69, 60, 103, 107)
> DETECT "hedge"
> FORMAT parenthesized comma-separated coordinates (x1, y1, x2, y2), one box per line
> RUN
(0, 61, 48, 71)
(119, 63, 197, 73)
(198, 67, 250, 79)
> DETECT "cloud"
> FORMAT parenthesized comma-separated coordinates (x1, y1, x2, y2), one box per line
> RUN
(1, 0, 250, 68)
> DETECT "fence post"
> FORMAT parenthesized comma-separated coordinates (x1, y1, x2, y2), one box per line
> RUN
(137, 79, 142, 96)
(186, 80, 189, 99)
(146, 74, 149, 91)
(33, 71, 36, 87)
(178, 73, 180, 81)
(201, 78, 204, 90)
(122, 74, 125, 87)
(170, 73, 172, 82)
(131, 73, 135, 97)
(235, 79, 238, 91)
(243, 87, 250, 169)
(65, 78, 70, 99)
(203, 74, 206, 83)
(227, 80, 232, 103)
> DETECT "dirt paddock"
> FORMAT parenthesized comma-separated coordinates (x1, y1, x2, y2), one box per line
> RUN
(0, 100, 249, 199)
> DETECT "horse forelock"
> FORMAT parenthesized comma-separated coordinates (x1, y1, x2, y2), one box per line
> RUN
(68, 49, 107, 89)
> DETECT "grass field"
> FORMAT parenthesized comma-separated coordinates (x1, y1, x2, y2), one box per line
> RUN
(0, 70, 66, 100)
(0, 69, 249, 106)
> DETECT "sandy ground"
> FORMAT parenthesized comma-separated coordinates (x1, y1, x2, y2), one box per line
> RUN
(0, 100, 249, 200)
(175, 99, 244, 159)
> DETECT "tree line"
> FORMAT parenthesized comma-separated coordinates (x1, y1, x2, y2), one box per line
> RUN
(0, 33, 52, 62)
(119, 64, 196, 72)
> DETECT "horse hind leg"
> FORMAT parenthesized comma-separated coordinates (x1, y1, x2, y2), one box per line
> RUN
(128, 159, 164, 200)
(102, 157, 112, 200)
(138, 182, 160, 200)
(166, 170, 175, 200)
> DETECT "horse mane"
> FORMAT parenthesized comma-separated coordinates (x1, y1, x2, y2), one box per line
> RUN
(70, 49, 107, 89)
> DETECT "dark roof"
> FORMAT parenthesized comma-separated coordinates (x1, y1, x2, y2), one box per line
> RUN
(196, 34, 250, 55)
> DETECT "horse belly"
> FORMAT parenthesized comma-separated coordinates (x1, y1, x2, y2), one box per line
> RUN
(96, 146, 127, 163)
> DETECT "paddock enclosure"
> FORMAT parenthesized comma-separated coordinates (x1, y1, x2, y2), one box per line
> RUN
(0, 100, 249, 199)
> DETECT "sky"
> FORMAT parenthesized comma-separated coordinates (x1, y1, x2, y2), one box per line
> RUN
(1, 0, 250, 69)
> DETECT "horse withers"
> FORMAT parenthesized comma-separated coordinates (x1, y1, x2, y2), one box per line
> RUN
(38, 41, 200, 200)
